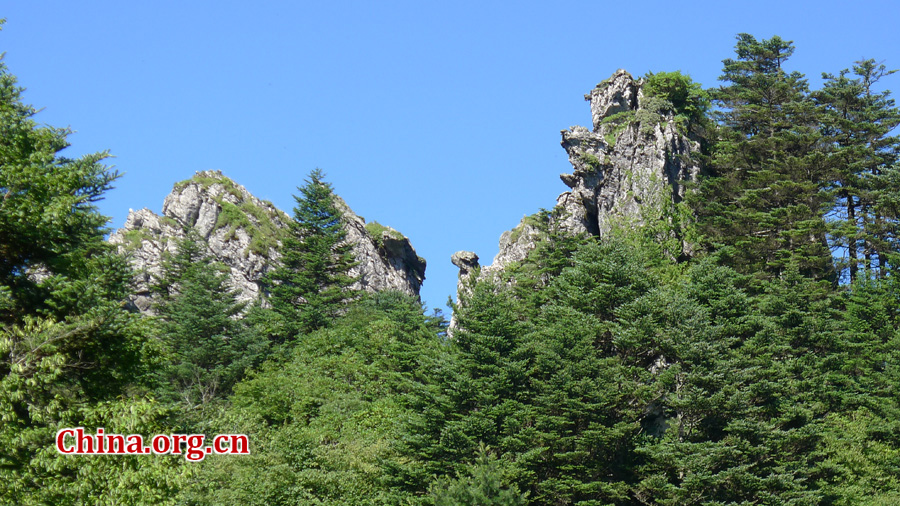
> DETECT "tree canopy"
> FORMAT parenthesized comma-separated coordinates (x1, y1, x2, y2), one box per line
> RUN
(263, 168, 359, 337)
(4, 31, 900, 505)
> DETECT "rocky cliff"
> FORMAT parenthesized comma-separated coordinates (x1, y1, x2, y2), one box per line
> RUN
(453, 69, 699, 287)
(110, 171, 425, 312)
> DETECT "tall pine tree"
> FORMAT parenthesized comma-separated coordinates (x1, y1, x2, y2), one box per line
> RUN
(263, 169, 359, 336)
(816, 59, 900, 280)
(152, 231, 268, 412)
(692, 34, 833, 283)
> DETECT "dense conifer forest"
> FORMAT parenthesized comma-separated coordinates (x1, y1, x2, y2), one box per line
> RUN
(3, 32, 900, 505)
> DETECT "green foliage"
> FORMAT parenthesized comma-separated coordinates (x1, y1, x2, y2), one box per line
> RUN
(174, 172, 244, 200)
(174, 173, 285, 258)
(815, 60, 900, 280)
(428, 448, 528, 505)
(500, 208, 592, 310)
(817, 410, 900, 504)
(151, 232, 269, 413)
(183, 291, 441, 505)
(634, 98, 666, 135)
(633, 265, 840, 505)
(262, 169, 360, 337)
(644, 70, 710, 133)
(159, 215, 180, 228)
(6, 29, 900, 506)
(0, 66, 123, 322)
(365, 220, 404, 249)
(690, 34, 834, 284)
(579, 152, 602, 169)
(0, 389, 192, 505)
(122, 227, 156, 250)
(213, 197, 283, 257)
(0, 43, 177, 503)
(600, 110, 635, 146)
(400, 238, 663, 504)
(506, 211, 548, 245)
(597, 71, 709, 146)
(215, 200, 254, 237)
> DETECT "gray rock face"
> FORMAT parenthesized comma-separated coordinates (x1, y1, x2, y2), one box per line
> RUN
(450, 251, 479, 274)
(586, 69, 640, 124)
(485, 219, 543, 275)
(448, 251, 480, 331)
(452, 69, 699, 292)
(558, 69, 700, 237)
(450, 251, 479, 301)
(110, 171, 425, 312)
(334, 196, 426, 295)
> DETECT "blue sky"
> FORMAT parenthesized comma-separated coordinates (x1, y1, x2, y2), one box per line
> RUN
(4, 1, 899, 311)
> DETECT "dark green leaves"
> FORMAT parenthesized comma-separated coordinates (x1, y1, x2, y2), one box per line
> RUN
(262, 169, 359, 337)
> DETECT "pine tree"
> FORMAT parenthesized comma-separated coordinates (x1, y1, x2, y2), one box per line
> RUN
(0, 37, 185, 502)
(815, 60, 900, 280)
(404, 240, 659, 504)
(263, 169, 359, 336)
(0, 56, 123, 323)
(692, 34, 833, 283)
(152, 231, 268, 411)
(429, 448, 528, 506)
(634, 262, 837, 505)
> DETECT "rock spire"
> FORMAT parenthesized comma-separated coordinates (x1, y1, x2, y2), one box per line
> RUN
(452, 69, 700, 290)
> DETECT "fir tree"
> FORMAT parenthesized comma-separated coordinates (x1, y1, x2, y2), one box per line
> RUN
(263, 169, 359, 336)
(692, 34, 833, 283)
(429, 448, 528, 506)
(815, 59, 900, 280)
(152, 231, 268, 411)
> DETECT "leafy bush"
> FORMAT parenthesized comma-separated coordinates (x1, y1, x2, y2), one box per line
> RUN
(643, 70, 710, 132)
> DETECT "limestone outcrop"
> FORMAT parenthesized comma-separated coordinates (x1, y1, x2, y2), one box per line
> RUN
(452, 69, 699, 290)
(110, 171, 425, 312)
(450, 250, 479, 301)
(557, 69, 699, 237)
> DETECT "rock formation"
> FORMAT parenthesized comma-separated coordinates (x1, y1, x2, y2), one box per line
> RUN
(110, 170, 425, 312)
(452, 69, 700, 288)
(450, 251, 479, 294)
(557, 69, 699, 237)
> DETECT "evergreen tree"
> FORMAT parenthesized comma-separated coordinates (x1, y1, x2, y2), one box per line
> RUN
(403, 240, 659, 505)
(692, 34, 833, 283)
(634, 262, 837, 505)
(428, 448, 528, 506)
(152, 232, 268, 412)
(814, 275, 900, 503)
(0, 53, 123, 323)
(501, 208, 592, 314)
(263, 169, 359, 336)
(815, 60, 900, 280)
(0, 38, 185, 503)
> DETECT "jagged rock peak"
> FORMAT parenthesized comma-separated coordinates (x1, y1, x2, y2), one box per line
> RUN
(586, 69, 640, 130)
(333, 196, 426, 295)
(451, 69, 700, 294)
(557, 69, 699, 237)
(110, 170, 425, 312)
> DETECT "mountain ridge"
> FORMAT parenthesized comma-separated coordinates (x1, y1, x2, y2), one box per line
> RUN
(109, 170, 425, 312)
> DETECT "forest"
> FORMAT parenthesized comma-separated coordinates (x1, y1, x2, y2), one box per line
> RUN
(2, 33, 900, 505)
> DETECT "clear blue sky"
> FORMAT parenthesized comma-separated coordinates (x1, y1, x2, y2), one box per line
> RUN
(4, 1, 899, 311)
